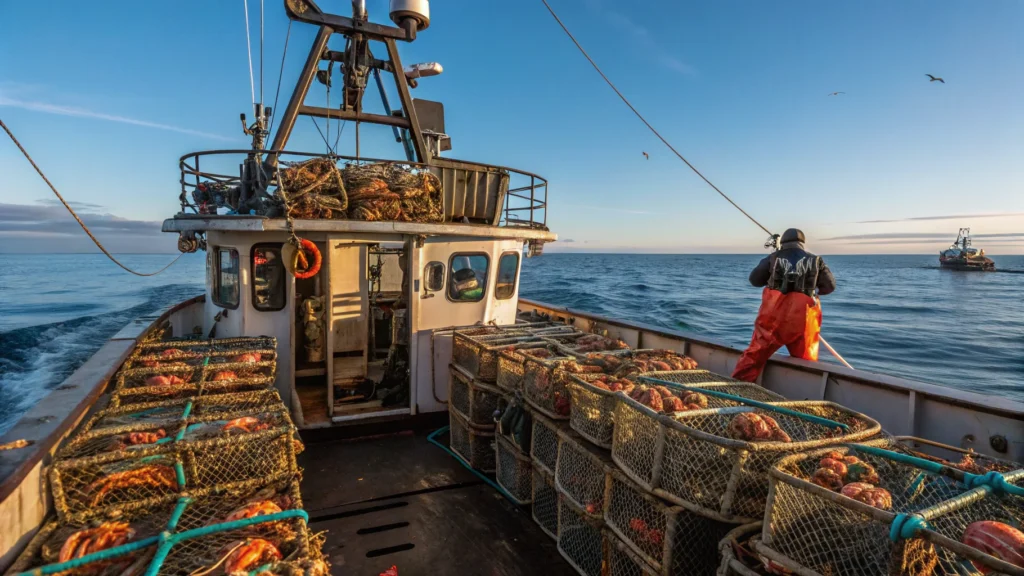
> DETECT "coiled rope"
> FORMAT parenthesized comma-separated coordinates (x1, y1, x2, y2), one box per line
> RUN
(0, 118, 183, 276)
(539, 0, 853, 368)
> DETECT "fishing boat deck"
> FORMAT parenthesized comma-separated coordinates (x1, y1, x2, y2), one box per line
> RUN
(298, 429, 574, 576)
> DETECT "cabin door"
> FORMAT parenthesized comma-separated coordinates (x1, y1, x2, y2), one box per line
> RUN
(326, 242, 369, 416)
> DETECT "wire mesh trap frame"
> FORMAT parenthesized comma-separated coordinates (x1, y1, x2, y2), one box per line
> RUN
(448, 364, 506, 429)
(531, 408, 570, 477)
(566, 374, 619, 449)
(533, 467, 560, 541)
(611, 399, 881, 523)
(558, 497, 607, 576)
(555, 429, 613, 519)
(50, 409, 300, 522)
(604, 468, 735, 576)
(605, 530, 659, 576)
(110, 354, 278, 408)
(452, 330, 546, 382)
(522, 354, 579, 420)
(448, 408, 496, 473)
(895, 436, 1021, 475)
(717, 522, 766, 576)
(496, 434, 534, 505)
(543, 332, 632, 356)
(635, 371, 786, 406)
(497, 342, 565, 395)
(78, 389, 287, 437)
(760, 445, 1024, 576)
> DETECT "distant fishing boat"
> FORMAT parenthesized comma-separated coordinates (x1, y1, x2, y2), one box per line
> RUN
(940, 228, 995, 271)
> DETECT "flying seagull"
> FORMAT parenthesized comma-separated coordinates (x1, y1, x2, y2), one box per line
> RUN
(642, 151, 649, 160)
(828, 92, 846, 96)
(926, 74, 945, 83)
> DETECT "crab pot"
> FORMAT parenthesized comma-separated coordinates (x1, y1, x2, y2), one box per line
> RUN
(80, 389, 287, 436)
(130, 336, 277, 359)
(495, 435, 533, 505)
(895, 435, 1020, 474)
(566, 374, 619, 449)
(543, 332, 631, 356)
(635, 371, 786, 406)
(522, 354, 578, 420)
(605, 531, 659, 576)
(611, 399, 881, 522)
(558, 497, 607, 576)
(717, 522, 765, 576)
(448, 409, 496, 473)
(531, 409, 568, 477)
(604, 469, 733, 576)
(533, 467, 559, 541)
(49, 411, 300, 521)
(451, 330, 542, 382)
(555, 429, 613, 519)
(497, 342, 565, 395)
(111, 348, 278, 408)
(448, 364, 506, 429)
(759, 445, 1024, 576)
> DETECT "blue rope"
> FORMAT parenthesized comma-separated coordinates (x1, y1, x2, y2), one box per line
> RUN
(21, 537, 161, 576)
(426, 426, 519, 503)
(637, 376, 850, 432)
(890, 513, 930, 542)
(851, 445, 1024, 498)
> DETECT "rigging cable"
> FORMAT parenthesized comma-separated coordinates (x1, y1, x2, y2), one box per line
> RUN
(242, 0, 256, 109)
(268, 20, 293, 135)
(0, 118, 183, 277)
(538, 0, 771, 237)
(539, 0, 852, 367)
(260, 0, 264, 105)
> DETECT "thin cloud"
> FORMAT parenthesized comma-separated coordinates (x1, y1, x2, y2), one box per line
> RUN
(0, 96, 236, 142)
(579, 0, 696, 75)
(857, 213, 1024, 224)
(823, 232, 1024, 242)
(0, 202, 174, 253)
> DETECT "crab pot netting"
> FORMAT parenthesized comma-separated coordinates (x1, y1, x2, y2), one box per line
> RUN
(111, 356, 277, 408)
(496, 435, 533, 505)
(448, 365, 506, 428)
(555, 430, 613, 518)
(533, 467, 559, 540)
(448, 409, 496, 473)
(612, 399, 881, 522)
(635, 371, 787, 406)
(558, 498, 607, 576)
(716, 522, 765, 576)
(606, 531, 659, 576)
(895, 436, 1021, 475)
(522, 355, 578, 420)
(531, 410, 567, 476)
(762, 446, 1024, 576)
(604, 469, 733, 576)
(497, 342, 564, 395)
(543, 332, 631, 356)
(50, 414, 300, 521)
(80, 389, 287, 437)
(566, 375, 619, 449)
(452, 330, 543, 382)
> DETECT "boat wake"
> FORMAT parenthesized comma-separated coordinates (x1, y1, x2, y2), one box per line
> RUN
(0, 284, 202, 436)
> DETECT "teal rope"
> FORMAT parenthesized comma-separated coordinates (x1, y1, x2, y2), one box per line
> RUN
(173, 461, 186, 489)
(890, 513, 930, 542)
(851, 445, 1024, 497)
(174, 401, 195, 442)
(426, 426, 518, 503)
(637, 376, 850, 432)
(21, 536, 161, 576)
(166, 497, 193, 531)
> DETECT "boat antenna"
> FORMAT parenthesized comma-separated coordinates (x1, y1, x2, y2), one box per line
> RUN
(538, 0, 772, 238)
(0, 119, 184, 276)
(243, 0, 256, 113)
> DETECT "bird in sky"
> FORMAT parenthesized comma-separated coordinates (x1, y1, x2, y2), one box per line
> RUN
(827, 92, 846, 96)
(642, 151, 649, 160)
(926, 74, 945, 83)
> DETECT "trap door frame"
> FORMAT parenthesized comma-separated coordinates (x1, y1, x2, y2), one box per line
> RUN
(325, 239, 371, 416)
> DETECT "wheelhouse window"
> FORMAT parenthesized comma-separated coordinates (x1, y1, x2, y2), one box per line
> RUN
(448, 254, 489, 302)
(252, 244, 285, 311)
(424, 261, 445, 292)
(495, 252, 519, 300)
(214, 248, 239, 309)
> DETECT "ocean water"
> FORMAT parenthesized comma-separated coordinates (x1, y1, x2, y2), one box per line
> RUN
(0, 252, 1022, 434)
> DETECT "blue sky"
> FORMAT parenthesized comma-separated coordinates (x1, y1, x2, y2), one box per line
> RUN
(1, 0, 1021, 253)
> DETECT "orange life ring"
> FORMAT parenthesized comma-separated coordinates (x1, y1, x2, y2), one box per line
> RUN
(293, 239, 321, 279)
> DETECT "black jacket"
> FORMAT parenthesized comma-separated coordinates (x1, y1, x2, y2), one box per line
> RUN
(749, 241, 836, 295)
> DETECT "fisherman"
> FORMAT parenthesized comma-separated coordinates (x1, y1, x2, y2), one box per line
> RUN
(732, 228, 836, 383)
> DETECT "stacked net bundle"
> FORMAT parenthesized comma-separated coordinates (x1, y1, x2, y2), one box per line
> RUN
(717, 522, 773, 576)
(604, 469, 733, 576)
(342, 162, 443, 223)
(448, 409, 495, 473)
(531, 409, 568, 476)
(555, 430, 613, 519)
(532, 467, 559, 540)
(760, 445, 1024, 576)
(279, 157, 348, 219)
(112, 338, 278, 407)
(605, 531, 659, 576)
(558, 498, 607, 576)
(447, 365, 505, 428)
(495, 435, 533, 505)
(452, 330, 541, 382)
(51, 409, 300, 521)
(612, 400, 881, 522)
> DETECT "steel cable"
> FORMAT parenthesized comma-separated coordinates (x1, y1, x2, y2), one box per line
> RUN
(242, 0, 256, 109)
